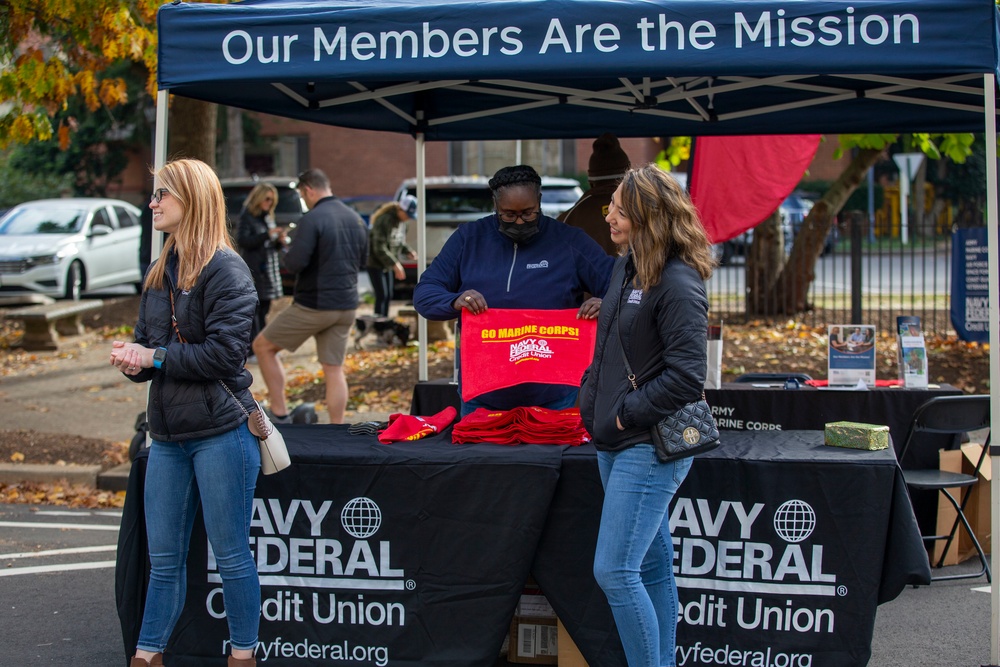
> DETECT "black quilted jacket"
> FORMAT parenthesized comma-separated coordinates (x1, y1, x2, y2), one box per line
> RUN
(579, 253, 708, 452)
(128, 248, 258, 441)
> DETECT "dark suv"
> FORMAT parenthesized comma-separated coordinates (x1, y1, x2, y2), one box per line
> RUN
(220, 177, 308, 294)
(220, 176, 307, 233)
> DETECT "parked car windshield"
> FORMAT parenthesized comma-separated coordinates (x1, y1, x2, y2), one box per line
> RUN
(223, 185, 303, 218)
(0, 206, 86, 235)
(406, 187, 494, 215)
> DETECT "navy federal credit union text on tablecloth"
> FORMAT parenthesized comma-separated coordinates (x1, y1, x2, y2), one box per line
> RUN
(672, 432, 927, 667)
(117, 428, 927, 666)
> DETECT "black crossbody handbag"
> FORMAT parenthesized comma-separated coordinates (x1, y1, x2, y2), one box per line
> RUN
(614, 283, 720, 463)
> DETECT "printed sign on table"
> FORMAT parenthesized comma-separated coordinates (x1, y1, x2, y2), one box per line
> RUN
(827, 324, 876, 387)
(460, 308, 597, 401)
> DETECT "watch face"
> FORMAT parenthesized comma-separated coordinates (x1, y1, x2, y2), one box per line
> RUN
(154, 348, 167, 363)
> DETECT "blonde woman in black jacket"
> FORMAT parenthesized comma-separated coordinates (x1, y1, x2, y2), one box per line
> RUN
(579, 164, 714, 667)
(110, 158, 261, 667)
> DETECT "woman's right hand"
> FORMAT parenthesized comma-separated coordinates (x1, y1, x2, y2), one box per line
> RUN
(453, 290, 487, 315)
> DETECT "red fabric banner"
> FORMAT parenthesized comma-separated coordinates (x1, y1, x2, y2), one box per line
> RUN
(460, 308, 597, 401)
(690, 135, 821, 244)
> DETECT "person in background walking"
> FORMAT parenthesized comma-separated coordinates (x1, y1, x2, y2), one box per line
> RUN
(366, 195, 417, 317)
(237, 182, 286, 345)
(252, 168, 368, 424)
(110, 158, 261, 667)
(579, 164, 715, 667)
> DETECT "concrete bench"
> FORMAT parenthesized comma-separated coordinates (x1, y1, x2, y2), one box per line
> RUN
(6, 299, 104, 350)
(397, 307, 453, 342)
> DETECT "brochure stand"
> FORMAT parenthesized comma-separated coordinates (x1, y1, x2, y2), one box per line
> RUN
(896, 316, 929, 389)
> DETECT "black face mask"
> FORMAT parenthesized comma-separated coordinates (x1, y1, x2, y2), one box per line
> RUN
(498, 218, 540, 244)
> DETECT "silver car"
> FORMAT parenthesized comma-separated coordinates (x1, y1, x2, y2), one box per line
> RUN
(0, 198, 143, 300)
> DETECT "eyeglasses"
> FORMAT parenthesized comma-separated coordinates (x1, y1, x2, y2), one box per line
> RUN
(151, 188, 170, 204)
(496, 209, 540, 224)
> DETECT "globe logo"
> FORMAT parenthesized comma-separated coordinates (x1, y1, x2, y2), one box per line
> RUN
(341, 497, 382, 539)
(772, 499, 816, 543)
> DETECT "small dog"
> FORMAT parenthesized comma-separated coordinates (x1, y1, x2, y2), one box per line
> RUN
(354, 316, 411, 350)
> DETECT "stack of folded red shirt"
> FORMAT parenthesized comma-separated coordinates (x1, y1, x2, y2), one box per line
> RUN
(452, 406, 592, 446)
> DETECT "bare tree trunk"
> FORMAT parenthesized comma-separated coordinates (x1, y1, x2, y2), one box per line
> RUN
(222, 107, 247, 178)
(913, 158, 927, 238)
(746, 210, 785, 314)
(168, 97, 218, 167)
(758, 147, 883, 314)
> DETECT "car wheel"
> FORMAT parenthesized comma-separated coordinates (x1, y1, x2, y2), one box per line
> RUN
(64, 261, 84, 301)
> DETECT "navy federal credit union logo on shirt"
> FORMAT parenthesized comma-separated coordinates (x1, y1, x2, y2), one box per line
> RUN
(526, 260, 549, 270)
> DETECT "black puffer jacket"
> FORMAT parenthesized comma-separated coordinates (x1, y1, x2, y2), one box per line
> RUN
(580, 253, 708, 451)
(128, 248, 258, 441)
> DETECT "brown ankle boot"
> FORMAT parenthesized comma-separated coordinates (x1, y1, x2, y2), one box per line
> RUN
(228, 656, 256, 667)
(130, 655, 163, 667)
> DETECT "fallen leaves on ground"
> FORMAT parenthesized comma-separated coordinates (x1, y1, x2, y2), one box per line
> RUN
(0, 481, 126, 508)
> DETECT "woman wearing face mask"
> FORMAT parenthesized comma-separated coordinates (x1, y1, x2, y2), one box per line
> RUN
(414, 164, 614, 415)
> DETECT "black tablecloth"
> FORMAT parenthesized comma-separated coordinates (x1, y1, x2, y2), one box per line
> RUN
(410, 379, 960, 535)
(116, 428, 928, 667)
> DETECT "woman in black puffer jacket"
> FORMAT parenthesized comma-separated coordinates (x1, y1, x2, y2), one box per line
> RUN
(579, 164, 715, 667)
(110, 158, 261, 667)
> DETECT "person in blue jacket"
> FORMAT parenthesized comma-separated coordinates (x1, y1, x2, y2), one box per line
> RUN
(414, 164, 614, 415)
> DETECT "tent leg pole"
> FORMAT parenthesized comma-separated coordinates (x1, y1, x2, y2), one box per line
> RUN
(152, 89, 169, 264)
(984, 72, 999, 667)
(416, 130, 428, 383)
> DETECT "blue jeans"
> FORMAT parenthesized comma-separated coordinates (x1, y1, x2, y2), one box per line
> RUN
(594, 444, 693, 667)
(136, 423, 261, 653)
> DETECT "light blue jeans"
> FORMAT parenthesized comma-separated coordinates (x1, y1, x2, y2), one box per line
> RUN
(594, 444, 693, 667)
(136, 423, 261, 653)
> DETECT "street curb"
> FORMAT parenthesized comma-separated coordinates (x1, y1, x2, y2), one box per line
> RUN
(0, 463, 102, 487)
(0, 461, 131, 490)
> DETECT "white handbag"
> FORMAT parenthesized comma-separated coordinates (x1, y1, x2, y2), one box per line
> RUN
(220, 382, 291, 475)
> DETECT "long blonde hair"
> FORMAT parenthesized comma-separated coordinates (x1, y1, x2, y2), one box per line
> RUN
(244, 182, 278, 218)
(618, 164, 715, 288)
(144, 158, 233, 291)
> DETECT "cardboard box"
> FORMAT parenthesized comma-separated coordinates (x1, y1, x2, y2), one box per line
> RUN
(824, 421, 890, 450)
(508, 616, 558, 664)
(934, 443, 991, 566)
(557, 618, 589, 667)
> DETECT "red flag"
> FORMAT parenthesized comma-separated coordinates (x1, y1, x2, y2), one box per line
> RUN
(460, 308, 597, 401)
(690, 135, 821, 244)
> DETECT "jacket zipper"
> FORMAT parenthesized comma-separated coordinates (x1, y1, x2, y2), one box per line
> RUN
(506, 243, 518, 292)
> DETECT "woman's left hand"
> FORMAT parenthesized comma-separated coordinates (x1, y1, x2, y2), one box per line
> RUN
(576, 297, 602, 320)
(110, 341, 153, 376)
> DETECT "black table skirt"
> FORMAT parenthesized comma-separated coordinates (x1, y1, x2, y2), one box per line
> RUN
(117, 427, 929, 667)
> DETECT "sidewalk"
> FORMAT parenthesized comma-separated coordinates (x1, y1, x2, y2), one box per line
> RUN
(0, 299, 423, 489)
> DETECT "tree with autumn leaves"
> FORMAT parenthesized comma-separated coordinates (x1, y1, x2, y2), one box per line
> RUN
(0, 0, 218, 169)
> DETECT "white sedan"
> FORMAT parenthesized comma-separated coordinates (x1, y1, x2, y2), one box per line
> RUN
(0, 198, 143, 300)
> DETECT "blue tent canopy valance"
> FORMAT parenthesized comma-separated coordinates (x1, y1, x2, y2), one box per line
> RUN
(157, 0, 1000, 140)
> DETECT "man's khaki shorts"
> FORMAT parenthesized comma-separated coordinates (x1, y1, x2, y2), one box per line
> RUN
(260, 302, 355, 366)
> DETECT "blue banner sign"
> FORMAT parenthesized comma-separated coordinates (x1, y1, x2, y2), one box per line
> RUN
(950, 227, 989, 342)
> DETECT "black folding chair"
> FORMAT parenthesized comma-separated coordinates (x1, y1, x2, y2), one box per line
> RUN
(898, 395, 991, 582)
(733, 372, 813, 384)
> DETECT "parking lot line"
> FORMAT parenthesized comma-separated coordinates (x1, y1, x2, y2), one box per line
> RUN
(0, 545, 117, 560)
(0, 521, 118, 531)
(0, 561, 116, 576)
